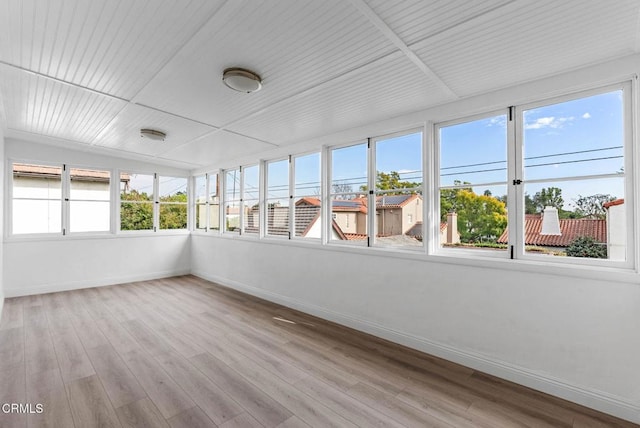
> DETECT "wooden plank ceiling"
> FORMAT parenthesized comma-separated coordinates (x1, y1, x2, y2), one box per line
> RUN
(0, 0, 638, 168)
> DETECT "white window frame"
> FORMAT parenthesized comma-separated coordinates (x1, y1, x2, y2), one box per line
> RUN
(263, 157, 290, 239)
(433, 81, 635, 269)
(118, 171, 189, 234)
(291, 150, 322, 242)
(434, 109, 513, 259)
(241, 163, 261, 237)
(9, 160, 115, 237)
(326, 140, 370, 247)
(513, 82, 634, 269)
(222, 167, 241, 235)
(369, 127, 426, 251)
(157, 174, 189, 231)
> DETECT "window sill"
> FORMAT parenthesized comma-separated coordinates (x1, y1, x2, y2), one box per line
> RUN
(5, 230, 190, 243)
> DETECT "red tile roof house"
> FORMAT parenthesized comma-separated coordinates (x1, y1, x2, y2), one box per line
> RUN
(497, 214, 607, 252)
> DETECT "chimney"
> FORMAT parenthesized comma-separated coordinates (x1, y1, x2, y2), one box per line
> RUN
(540, 206, 561, 235)
(447, 212, 459, 244)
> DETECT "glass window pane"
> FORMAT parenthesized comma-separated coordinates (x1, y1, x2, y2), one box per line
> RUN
(70, 168, 110, 201)
(208, 173, 219, 203)
(195, 204, 207, 230)
(243, 165, 260, 201)
(159, 176, 187, 201)
(225, 201, 240, 232)
(194, 175, 206, 203)
(521, 177, 625, 261)
(295, 153, 321, 197)
(439, 116, 508, 252)
(266, 159, 289, 236)
(330, 194, 368, 243)
(523, 91, 623, 181)
(294, 197, 321, 238)
(440, 115, 507, 186)
(120, 202, 153, 230)
(70, 201, 110, 232)
(294, 153, 321, 239)
(374, 132, 423, 248)
(13, 199, 61, 234)
(331, 143, 367, 192)
(13, 163, 62, 199)
(225, 169, 240, 201)
(267, 159, 289, 199)
(121, 173, 154, 201)
(160, 204, 187, 230)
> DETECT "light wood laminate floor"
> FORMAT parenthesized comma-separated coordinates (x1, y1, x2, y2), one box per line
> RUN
(0, 275, 636, 428)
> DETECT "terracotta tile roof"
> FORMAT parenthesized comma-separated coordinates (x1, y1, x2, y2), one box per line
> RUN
(296, 197, 321, 207)
(344, 233, 368, 241)
(497, 214, 606, 247)
(440, 222, 447, 232)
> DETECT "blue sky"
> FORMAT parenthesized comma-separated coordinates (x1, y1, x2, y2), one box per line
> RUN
(440, 90, 624, 209)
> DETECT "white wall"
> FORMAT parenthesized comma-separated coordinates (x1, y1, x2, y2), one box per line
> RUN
(3, 140, 191, 296)
(190, 55, 640, 424)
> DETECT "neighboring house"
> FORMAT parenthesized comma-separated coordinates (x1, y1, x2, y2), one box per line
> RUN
(332, 198, 368, 235)
(497, 213, 606, 251)
(604, 199, 625, 260)
(376, 194, 422, 236)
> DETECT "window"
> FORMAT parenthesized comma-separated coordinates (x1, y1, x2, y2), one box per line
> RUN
(120, 172, 188, 232)
(159, 176, 188, 230)
(224, 168, 240, 233)
(120, 172, 154, 231)
(11, 163, 112, 235)
(194, 175, 207, 230)
(208, 173, 220, 231)
(266, 159, 289, 237)
(69, 168, 110, 233)
(518, 88, 628, 262)
(194, 173, 220, 232)
(435, 83, 632, 267)
(330, 143, 368, 244)
(372, 131, 423, 249)
(437, 113, 508, 253)
(242, 165, 260, 235)
(12, 163, 62, 234)
(294, 152, 321, 239)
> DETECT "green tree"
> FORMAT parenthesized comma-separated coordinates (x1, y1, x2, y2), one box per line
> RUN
(532, 187, 564, 213)
(524, 193, 536, 214)
(120, 190, 153, 230)
(572, 194, 615, 219)
(159, 191, 188, 229)
(566, 236, 607, 258)
(453, 189, 507, 243)
(360, 171, 420, 194)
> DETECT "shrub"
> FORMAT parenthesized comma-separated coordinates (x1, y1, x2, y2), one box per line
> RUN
(566, 236, 607, 259)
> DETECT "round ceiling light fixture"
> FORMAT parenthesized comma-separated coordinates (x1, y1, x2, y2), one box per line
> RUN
(222, 67, 262, 93)
(140, 129, 166, 141)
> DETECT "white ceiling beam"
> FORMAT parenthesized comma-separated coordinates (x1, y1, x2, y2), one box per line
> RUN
(347, 0, 458, 100)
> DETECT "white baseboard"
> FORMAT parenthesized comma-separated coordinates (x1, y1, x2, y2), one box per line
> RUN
(193, 270, 640, 425)
(4, 269, 191, 298)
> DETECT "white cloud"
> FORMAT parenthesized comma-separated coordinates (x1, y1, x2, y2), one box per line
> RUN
(582, 112, 591, 119)
(524, 116, 574, 130)
(486, 116, 506, 127)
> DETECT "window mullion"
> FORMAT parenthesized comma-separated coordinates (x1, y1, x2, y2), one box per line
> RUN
(509, 106, 521, 259)
(62, 164, 70, 235)
(367, 137, 375, 247)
